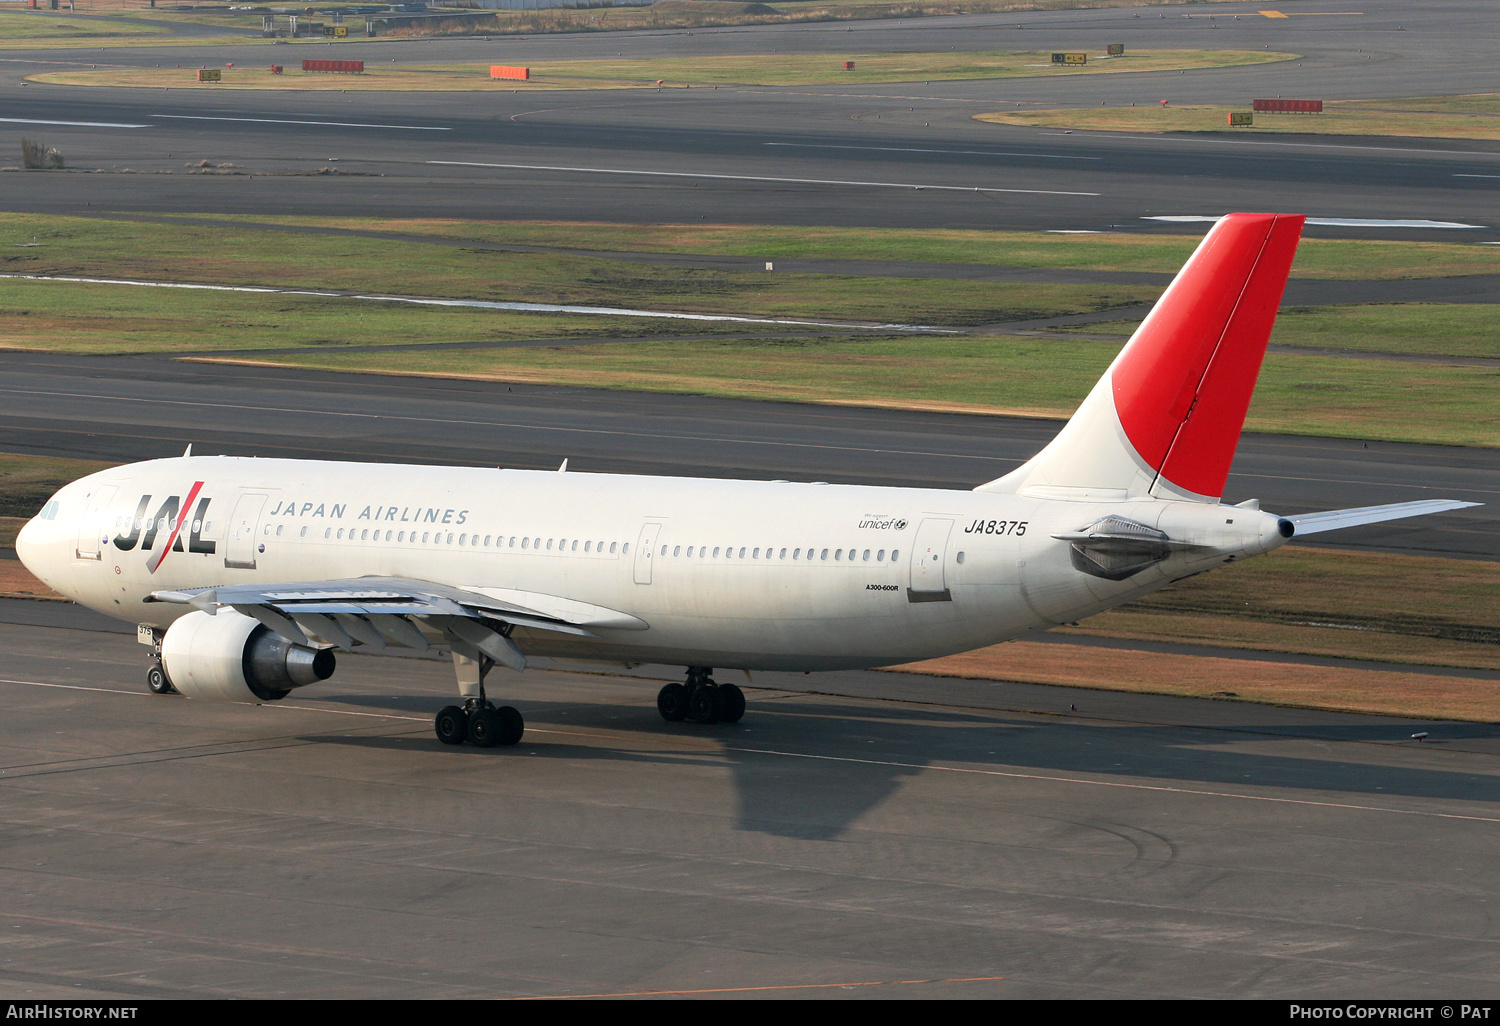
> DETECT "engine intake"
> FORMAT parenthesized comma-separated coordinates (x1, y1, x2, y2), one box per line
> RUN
(161, 609, 335, 704)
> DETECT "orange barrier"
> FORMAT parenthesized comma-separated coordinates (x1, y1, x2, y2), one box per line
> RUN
(1254, 98, 1322, 113)
(490, 65, 529, 81)
(302, 59, 364, 74)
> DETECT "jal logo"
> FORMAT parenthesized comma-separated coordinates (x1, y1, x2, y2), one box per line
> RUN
(113, 482, 215, 573)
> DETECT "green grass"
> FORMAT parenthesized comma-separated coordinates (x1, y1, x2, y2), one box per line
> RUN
(1064, 544, 1500, 671)
(414, 48, 1292, 87)
(0, 216, 1159, 328)
(976, 96, 1500, 141)
(236, 335, 1500, 448)
(1059, 304, 1500, 360)
(159, 215, 1500, 281)
(0, 10, 167, 39)
(0, 281, 768, 354)
(0, 451, 117, 519)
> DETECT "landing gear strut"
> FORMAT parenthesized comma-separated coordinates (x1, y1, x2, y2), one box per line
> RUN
(657, 667, 745, 725)
(435, 648, 524, 747)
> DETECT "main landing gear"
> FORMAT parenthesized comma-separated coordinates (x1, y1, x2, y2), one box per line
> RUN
(657, 666, 745, 725)
(436, 648, 524, 748)
(434, 699, 525, 748)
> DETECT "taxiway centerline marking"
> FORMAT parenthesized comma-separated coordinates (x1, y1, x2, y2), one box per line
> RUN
(763, 142, 1100, 160)
(426, 160, 1100, 196)
(0, 117, 149, 129)
(151, 114, 449, 131)
(0, 387, 1019, 464)
(0, 273, 952, 334)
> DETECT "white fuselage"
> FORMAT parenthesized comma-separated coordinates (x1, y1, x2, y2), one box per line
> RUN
(18, 456, 1290, 672)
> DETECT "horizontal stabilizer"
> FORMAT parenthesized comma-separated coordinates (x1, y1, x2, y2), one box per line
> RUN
(1289, 500, 1480, 536)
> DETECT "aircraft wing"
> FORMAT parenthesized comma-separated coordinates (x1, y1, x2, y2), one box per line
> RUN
(147, 576, 647, 671)
(1288, 499, 1481, 536)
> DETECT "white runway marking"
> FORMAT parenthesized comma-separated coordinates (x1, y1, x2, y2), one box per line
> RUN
(428, 160, 1100, 196)
(151, 114, 449, 131)
(1144, 216, 1485, 229)
(1454, 174, 1500, 179)
(763, 142, 1100, 160)
(0, 117, 149, 129)
(0, 273, 955, 333)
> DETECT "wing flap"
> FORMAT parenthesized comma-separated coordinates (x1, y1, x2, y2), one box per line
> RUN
(146, 575, 636, 653)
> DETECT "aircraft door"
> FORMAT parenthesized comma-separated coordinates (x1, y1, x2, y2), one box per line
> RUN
(633, 522, 661, 585)
(224, 492, 269, 569)
(74, 484, 119, 561)
(908, 517, 953, 601)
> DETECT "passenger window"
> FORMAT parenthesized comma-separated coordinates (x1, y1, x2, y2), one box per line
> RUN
(891, 549, 900, 561)
(325, 528, 332, 539)
(753, 547, 760, 559)
(738, 547, 746, 558)
(863, 549, 870, 561)
(522, 538, 529, 549)
(300, 527, 307, 538)
(821, 548, 829, 560)
(877, 549, 885, 561)
(713, 547, 721, 558)
(585, 541, 592, 552)
(835, 549, 842, 560)
(610, 542, 617, 554)
(623, 543, 630, 554)
(276, 525, 284, 537)
(673, 545, 680, 557)
(957, 551, 966, 564)
(686, 546, 693, 557)
(547, 539, 554, 550)
(571, 540, 578, 551)
(661, 545, 667, 556)
(337, 528, 344, 539)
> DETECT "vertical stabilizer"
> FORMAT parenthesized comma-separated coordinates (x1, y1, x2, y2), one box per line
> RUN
(977, 213, 1305, 503)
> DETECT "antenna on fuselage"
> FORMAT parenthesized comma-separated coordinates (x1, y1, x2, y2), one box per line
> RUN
(558, 459, 568, 472)
(183, 444, 193, 457)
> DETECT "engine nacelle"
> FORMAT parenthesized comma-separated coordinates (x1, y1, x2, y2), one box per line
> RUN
(160, 609, 336, 704)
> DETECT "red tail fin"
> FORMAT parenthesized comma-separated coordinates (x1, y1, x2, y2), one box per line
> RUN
(977, 213, 1304, 502)
(1115, 212, 1305, 499)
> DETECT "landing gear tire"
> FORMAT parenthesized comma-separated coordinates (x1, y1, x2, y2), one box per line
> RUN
(657, 683, 689, 722)
(434, 705, 468, 745)
(497, 705, 524, 746)
(719, 683, 746, 724)
(689, 684, 722, 725)
(146, 662, 176, 696)
(467, 707, 499, 748)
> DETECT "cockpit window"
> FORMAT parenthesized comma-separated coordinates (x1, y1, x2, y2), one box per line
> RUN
(38, 499, 60, 520)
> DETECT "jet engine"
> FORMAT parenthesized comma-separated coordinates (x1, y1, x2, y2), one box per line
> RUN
(160, 609, 335, 703)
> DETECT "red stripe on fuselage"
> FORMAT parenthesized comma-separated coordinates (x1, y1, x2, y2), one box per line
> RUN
(147, 480, 204, 575)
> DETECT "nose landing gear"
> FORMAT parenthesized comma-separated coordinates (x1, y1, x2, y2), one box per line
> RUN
(657, 667, 745, 725)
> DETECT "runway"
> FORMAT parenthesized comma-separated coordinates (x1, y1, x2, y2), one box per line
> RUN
(2, 0, 1499, 234)
(2, 611, 1497, 998)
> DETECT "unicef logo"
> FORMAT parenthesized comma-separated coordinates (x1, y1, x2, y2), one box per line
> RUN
(894, 519, 908, 531)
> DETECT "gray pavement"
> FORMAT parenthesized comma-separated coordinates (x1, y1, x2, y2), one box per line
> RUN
(1, 615, 1497, 998)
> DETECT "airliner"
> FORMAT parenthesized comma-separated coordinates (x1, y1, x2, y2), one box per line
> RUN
(15, 213, 1478, 748)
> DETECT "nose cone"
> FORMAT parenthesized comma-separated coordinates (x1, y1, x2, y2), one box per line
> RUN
(14, 514, 42, 576)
